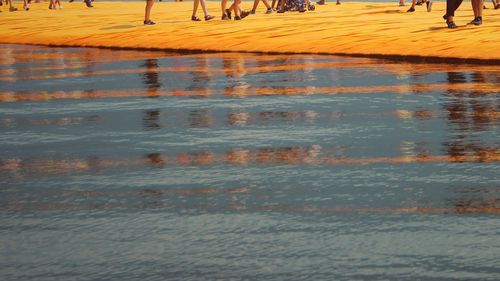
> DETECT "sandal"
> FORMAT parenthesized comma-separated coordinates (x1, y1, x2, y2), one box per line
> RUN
(225, 9, 232, 19)
(240, 11, 250, 18)
(407, 7, 415, 12)
(144, 20, 156, 25)
(221, 14, 230, 20)
(446, 20, 457, 29)
(495, 4, 500, 9)
(191, 15, 201, 21)
(204, 15, 214, 21)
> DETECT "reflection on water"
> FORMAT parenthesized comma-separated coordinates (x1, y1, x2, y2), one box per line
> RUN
(1, 44, 500, 280)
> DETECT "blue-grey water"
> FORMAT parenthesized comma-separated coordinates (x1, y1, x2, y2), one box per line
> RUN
(0, 44, 499, 280)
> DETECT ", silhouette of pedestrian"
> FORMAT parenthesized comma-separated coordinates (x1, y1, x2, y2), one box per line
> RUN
(144, 0, 155, 25)
(406, 0, 432, 12)
(250, 0, 273, 14)
(68, 0, 93, 7)
(469, 0, 484, 25)
(191, 0, 214, 21)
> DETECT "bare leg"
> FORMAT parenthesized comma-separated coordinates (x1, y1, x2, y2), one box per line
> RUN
(233, 0, 241, 18)
(262, 0, 272, 9)
(192, 0, 200, 17)
(221, 0, 228, 17)
(252, 0, 260, 10)
(200, 0, 210, 17)
(476, 0, 484, 16)
(145, 0, 154, 23)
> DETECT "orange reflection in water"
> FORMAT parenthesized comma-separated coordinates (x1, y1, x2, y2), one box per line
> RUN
(1, 83, 499, 103)
(2, 147, 499, 176)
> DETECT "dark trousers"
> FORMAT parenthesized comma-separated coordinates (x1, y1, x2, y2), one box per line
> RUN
(446, 0, 464, 17)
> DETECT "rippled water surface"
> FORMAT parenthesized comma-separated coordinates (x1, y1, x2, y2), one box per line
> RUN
(1, 44, 499, 280)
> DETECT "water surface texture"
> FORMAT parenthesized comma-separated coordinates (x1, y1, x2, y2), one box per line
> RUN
(1, 44, 500, 280)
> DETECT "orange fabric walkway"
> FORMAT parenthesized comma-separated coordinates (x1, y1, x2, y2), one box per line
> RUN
(0, 1, 499, 62)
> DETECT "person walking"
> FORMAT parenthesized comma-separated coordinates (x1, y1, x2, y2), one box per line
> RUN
(144, 0, 155, 25)
(406, 0, 432, 12)
(191, 0, 214, 21)
(468, 0, 484, 25)
(250, 0, 273, 14)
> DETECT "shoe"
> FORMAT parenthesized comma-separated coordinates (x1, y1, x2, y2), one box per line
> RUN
(308, 4, 315, 10)
(250, 9, 256, 14)
(277, 8, 285, 13)
(221, 14, 230, 20)
(469, 17, 482, 25)
(495, 4, 500, 9)
(23, 5, 29, 10)
(240, 11, 250, 18)
(144, 20, 156, 25)
(446, 20, 457, 29)
(84, 0, 93, 7)
(9, 6, 18, 11)
(234, 15, 241, 20)
(204, 15, 214, 21)
(191, 15, 201, 21)
(407, 7, 415, 12)
(426, 0, 432, 12)
(265, 8, 273, 13)
(225, 8, 232, 19)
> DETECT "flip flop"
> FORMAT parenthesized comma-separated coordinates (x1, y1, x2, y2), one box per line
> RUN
(191, 16, 202, 21)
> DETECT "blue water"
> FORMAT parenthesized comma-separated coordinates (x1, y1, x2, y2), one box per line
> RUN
(0, 44, 499, 280)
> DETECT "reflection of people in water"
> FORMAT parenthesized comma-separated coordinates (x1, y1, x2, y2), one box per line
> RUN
(454, 195, 500, 213)
(443, 71, 499, 162)
(141, 59, 163, 130)
(222, 55, 250, 96)
(143, 109, 161, 129)
(141, 59, 162, 97)
(188, 109, 214, 128)
(187, 55, 212, 96)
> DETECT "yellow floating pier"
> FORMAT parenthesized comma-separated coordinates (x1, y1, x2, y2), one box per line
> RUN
(0, 1, 499, 62)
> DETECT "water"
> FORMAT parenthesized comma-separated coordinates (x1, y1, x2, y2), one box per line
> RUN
(0, 44, 499, 280)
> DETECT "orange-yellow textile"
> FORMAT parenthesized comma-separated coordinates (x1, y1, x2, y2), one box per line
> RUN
(0, 1, 499, 62)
